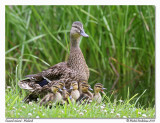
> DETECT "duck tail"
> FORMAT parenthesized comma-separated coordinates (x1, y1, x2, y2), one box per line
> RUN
(18, 79, 34, 91)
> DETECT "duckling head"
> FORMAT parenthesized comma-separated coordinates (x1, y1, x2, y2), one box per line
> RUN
(59, 80, 66, 90)
(80, 82, 93, 93)
(51, 84, 61, 93)
(94, 83, 106, 93)
(70, 81, 78, 90)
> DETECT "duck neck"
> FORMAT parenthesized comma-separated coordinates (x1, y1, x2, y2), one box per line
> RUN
(70, 36, 81, 48)
(94, 89, 100, 95)
(68, 35, 86, 69)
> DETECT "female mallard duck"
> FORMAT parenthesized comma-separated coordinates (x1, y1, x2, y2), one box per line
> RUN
(40, 83, 62, 106)
(18, 21, 89, 98)
(93, 83, 106, 104)
(70, 81, 80, 101)
(76, 82, 93, 104)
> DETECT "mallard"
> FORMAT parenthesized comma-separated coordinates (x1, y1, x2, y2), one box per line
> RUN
(76, 82, 93, 104)
(18, 21, 90, 101)
(40, 83, 62, 106)
(93, 83, 106, 104)
(70, 81, 80, 101)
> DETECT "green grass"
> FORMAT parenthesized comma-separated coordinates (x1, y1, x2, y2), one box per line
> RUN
(5, 5, 155, 117)
(5, 88, 155, 118)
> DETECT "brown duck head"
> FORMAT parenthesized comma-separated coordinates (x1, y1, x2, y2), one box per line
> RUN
(70, 21, 89, 47)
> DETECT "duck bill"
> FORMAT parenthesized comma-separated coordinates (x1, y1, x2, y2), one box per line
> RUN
(63, 86, 66, 90)
(88, 87, 93, 91)
(69, 95, 72, 100)
(80, 29, 89, 37)
(101, 88, 106, 92)
(58, 88, 62, 92)
(102, 88, 106, 90)
(70, 86, 73, 90)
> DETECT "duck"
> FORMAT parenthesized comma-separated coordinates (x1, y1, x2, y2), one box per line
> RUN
(18, 21, 90, 101)
(69, 81, 80, 101)
(76, 82, 93, 104)
(40, 83, 62, 106)
(62, 90, 73, 104)
(93, 83, 106, 104)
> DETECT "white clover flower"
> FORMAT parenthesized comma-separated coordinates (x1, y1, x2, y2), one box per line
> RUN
(7, 86, 11, 89)
(22, 106, 26, 108)
(100, 106, 105, 109)
(29, 102, 33, 105)
(61, 110, 64, 113)
(116, 113, 120, 117)
(132, 108, 136, 111)
(79, 112, 84, 115)
(37, 98, 39, 101)
(28, 113, 32, 116)
(74, 108, 76, 111)
(138, 112, 141, 115)
(119, 99, 123, 103)
(110, 110, 114, 114)
(89, 100, 92, 103)
(104, 110, 107, 113)
(142, 114, 147, 117)
(33, 108, 36, 110)
(13, 107, 15, 109)
(95, 106, 98, 109)
(42, 113, 45, 116)
(123, 116, 127, 118)
(102, 104, 106, 107)
(36, 116, 40, 118)
(83, 110, 87, 113)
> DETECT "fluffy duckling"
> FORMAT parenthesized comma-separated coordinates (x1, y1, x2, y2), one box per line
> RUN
(40, 83, 62, 106)
(76, 82, 93, 104)
(78, 79, 88, 94)
(62, 90, 73, 104)
(70, 81, 80, 101)
(93, 83, 106, 104)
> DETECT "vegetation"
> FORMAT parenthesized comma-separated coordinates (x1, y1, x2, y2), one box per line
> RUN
(5, 5, 155, 118)
(6, 88, 155, 118)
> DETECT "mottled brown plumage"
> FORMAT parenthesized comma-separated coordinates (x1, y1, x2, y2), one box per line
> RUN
(18, 21, 89, 102)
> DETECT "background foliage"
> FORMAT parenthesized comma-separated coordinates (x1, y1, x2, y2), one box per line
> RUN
(5, 5, 155, 108)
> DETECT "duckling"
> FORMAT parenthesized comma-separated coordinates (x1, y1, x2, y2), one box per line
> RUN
(76, 82, 93, 104)
(62, 90, 73, 103)
(70, 81, 80, 101)
(78, 79, 88, 94)
(40, 83, 62, 106)
(93, 83, 106, 104)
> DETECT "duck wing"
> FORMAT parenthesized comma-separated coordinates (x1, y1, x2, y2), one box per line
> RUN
(18, 62, 76, 90)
